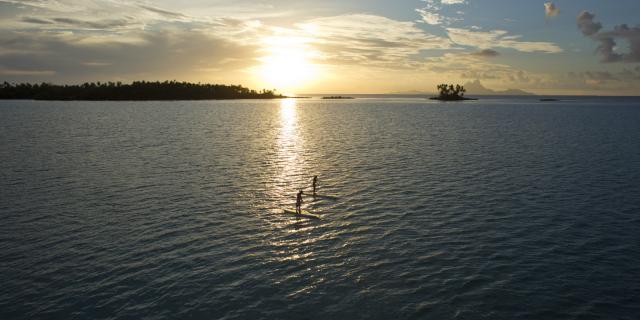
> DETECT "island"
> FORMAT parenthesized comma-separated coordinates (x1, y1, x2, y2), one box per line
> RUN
(429, 84, 477, 101)
(0, 81, 285, 100)
(322, 96, 355, 99)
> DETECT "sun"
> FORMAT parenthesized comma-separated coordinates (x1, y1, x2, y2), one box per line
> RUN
(257, 35, 318, 93)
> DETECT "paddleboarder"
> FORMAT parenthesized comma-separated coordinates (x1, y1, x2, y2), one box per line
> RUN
(312, 175, 318, 196)
(296, 190, 304, 214)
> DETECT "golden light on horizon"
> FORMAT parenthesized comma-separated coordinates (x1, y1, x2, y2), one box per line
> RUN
(257, 35, 319, 93)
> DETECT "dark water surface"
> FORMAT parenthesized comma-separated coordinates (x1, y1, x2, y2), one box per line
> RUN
(1, 97, 640, 319)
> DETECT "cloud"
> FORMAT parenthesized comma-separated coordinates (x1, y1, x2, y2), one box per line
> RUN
(470, 49, 500, 58)
(447, 28, 562, 53)
(577, 11, 602, 36)
(6, 1, 200, 32)
(619, 66, 640, 80)
(544, 2, 559, 17)
(423, 52, 539, 86)
(521, 68, 640, 95)
(4, 0, 451, 70)
(0, 28, 260, 83)
(565, 69, 640, 92)
(0, 9, 452, 84)
(560, 71, 637, 94)
(0, 67, 55, 76)
(421, 0, 465, 7)
(416, 9, 444, 25)
(596, 25, 640, 63)
(21, 17, 54, 25)
(50, 17, 134, 30)
(138, 5, 186, 18)
(415, 0, 465, 25)
(568, 71, 617, 83)
(296, 14, 451, 67)
(577, 11, 640, 63)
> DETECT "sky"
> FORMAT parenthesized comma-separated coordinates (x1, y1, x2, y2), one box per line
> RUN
(1, 0, 639, 95)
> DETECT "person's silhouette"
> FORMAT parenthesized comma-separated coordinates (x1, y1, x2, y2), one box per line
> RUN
(312, 176, 318, 196)
(296, 190, 304, 214)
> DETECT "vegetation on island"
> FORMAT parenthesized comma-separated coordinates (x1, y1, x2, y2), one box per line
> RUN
(429, 83, 477, 101)
(0, 81, 285, 100)
(322, 96, 355, 99)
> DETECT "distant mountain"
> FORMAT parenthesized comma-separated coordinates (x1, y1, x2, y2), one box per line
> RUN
(464, 80, 534, 96)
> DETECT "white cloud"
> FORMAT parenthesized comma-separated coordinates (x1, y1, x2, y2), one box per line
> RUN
(447, 28, 562, 53)
(544, 2, 560, 17)
(416, 0, 466, 25)
(295, 14, 451, 67)
(424, 0, 466, 5)
(416, 9, 444, 25)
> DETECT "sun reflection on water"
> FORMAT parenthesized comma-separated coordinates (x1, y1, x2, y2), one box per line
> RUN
(261, 98, 303, 215)
(260, 99, 327, 271)
(280, 98, 297, 131)
(276, 98, 304, 194)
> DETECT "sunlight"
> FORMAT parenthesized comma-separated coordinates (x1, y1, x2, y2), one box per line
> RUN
(257, 35, 318, 92)
(277, 98, 300, 169)
(273, 98, 304, 213)
(279, 98, 297, 131)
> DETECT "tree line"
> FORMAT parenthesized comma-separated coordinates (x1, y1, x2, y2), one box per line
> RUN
(0, 81, 284, 100)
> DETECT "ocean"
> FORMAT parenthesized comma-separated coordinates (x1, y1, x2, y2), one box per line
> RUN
(1, 96, 639, 319)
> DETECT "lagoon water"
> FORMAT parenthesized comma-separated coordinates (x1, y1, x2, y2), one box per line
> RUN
(1, 97, 640, 319)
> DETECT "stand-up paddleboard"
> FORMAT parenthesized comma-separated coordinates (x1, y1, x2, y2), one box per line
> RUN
(283, 209, 321, 219)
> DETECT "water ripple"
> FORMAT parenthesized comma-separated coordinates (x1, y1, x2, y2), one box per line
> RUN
(1, 98, 640, 319)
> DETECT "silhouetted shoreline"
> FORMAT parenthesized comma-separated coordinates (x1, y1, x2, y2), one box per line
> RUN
(0, 81, 285, 101)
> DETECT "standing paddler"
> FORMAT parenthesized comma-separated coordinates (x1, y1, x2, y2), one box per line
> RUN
(296, 190, 304, 214)
(312, 175, 318, 196)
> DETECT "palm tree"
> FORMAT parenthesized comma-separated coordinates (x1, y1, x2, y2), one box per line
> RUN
(435, 83, 466, 100)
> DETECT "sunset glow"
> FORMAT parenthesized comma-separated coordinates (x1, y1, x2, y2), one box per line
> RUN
(2, 1, 640, 319)
(257, 36, 319, 92)
(1, 1, 639, 95)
